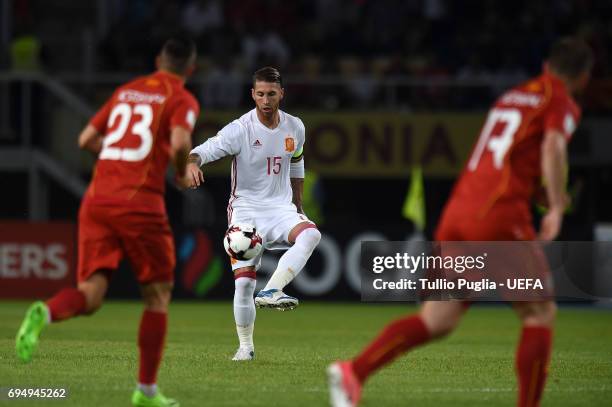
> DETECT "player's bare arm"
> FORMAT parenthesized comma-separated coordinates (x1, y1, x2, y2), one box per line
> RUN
(290, 146, 306, 214)
(538, 129, 568, 241)
(170, 126, 195, 189)
(78, 124, 103, 155)
(291, 177, 304, 214)
(186, 153, 204, 188)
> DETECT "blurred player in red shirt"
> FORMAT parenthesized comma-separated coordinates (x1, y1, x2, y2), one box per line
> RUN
(16, 37, 200, 407)
(328, 38, 593, 407)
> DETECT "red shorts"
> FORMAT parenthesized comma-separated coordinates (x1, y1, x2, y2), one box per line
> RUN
(78, 203, 175, 284)
(433, 203, 552, 301)
(435, 203, 536, 241)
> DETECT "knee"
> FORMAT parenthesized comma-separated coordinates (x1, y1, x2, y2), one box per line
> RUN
(77, 272, 108, 316)
(144, 292, 171, 312)
(82, 297, 103, 316)
(77, 287, 104, 316)
(298, 227, 321, 249)
(420, 311, 461, 339)
(309, 228, 322, 245)
(234, 277, 255, 307)
(519, 301, 557, 327)
(425, 317, 460, 339)
(142, 286, 172, 312)
(545, 302, 557, 322)
(419, 302, 465, 339)
(234, 275, 256, 295)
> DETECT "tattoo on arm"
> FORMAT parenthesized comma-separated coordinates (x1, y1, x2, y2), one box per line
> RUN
(291, 178, 304, 214)
(188, 153, 202, 167)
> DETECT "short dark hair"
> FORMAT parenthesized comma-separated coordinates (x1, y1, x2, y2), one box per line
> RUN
(160, 36, 196, 74)
(252, 66, 283, 87)
(548, 37, 593, 79)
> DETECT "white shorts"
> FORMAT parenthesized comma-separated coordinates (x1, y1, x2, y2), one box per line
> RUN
(228, 205, 314, 271)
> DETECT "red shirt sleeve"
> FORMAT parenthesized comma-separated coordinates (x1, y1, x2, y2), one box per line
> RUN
(169, 95, 200, 133)
(89, 97, 115, 133)
(543, 97, 578, 141)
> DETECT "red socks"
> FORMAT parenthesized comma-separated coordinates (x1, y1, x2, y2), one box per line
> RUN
(350, 313, 551, 407)
(47, 290, 168, 386)
(138, 310, 168, 385)
(516, 326, 552, 407)
(46, 288, 87, 322)
(352, 315, 430, 383)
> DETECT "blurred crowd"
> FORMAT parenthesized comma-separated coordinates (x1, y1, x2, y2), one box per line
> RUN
(8, 0, 612, 110)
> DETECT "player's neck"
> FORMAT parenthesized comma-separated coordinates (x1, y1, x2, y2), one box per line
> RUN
(545, 68, 572, 93)
(157, 69, 185, 83)
(256, 109, 280, 129)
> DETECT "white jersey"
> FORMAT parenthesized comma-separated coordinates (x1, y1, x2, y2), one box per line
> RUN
(191, 108, 305, 217)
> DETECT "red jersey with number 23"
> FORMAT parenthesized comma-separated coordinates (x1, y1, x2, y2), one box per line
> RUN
(442, 71, 580, 226)
(86, 71, 199, 214)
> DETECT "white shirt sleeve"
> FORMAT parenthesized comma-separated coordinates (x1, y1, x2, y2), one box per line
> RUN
(289, 159, 305, 178)
(289, 118, 306, 178)
(295, 118, 306, 156)
(190, 121, 243, 165)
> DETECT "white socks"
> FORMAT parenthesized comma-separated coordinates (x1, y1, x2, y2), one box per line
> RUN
(234, 277, 256, 349)
(138, 383, 158, 397)
(264, 228, 321, 291)
(236, 324, 254, 350)
(44, 303, 52, 324)
(232, 229, 321, 350)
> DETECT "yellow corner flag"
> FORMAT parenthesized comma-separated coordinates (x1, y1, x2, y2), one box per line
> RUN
(402, 166, 426, 232)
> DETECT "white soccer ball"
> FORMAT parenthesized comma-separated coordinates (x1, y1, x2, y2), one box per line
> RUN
(223, 223, 263, 261)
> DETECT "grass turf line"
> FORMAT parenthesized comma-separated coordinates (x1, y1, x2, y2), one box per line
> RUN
(0, 301, 610, 406)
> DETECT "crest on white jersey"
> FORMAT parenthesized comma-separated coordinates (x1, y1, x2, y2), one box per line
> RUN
(284, 136, 295, 152)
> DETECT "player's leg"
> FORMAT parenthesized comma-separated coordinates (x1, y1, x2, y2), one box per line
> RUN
(328, 301, 468, 407)
(512, 300, 556, 407)
(46, 202, 118, 321)
(118, 213, 178, 407)
(226, 210, 260, 358)
(131, 281, 177, 407)
(54, 271, 110, 318)
(264, 221, 320, 291)
(232, 266, 257, 360)
(15, 203, 118, 362)
(257, 218, 320, 309)
(352, 300, 465, 381)
(15, 271, 110, 363)
(131, 281, 179, 407)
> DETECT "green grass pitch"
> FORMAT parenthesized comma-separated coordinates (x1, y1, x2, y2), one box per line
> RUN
(1, 301, 611, 406)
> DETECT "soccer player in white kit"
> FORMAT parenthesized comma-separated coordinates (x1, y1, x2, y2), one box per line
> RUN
(186, 67, 321, 361)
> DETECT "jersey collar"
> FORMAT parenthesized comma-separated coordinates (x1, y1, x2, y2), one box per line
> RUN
(154, 70, 185, 86)
(252, 108, 284, 131)
(542, 68, 569, 95)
